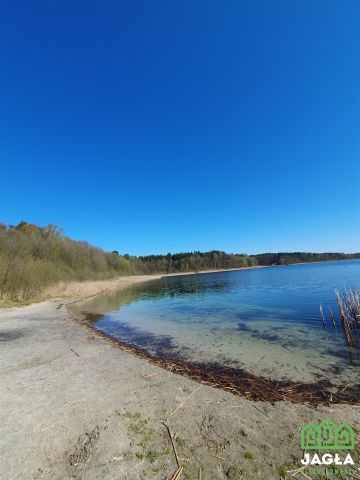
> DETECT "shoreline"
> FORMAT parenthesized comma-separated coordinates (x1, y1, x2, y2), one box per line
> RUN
(2, 257, 357, 309)
(69, 278, 360, 406)
(164, 264, 267, 276)
(68, 306, 360, 405)
(1, 283, 360, 478)
(65, 263, 360, 407)
(0, 267, 266, 309)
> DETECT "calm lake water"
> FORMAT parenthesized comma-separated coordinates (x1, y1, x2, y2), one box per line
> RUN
(73, 260, 360, 385)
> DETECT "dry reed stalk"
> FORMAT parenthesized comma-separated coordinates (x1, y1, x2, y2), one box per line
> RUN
(326, 289, 360, 366)
(336, 291, 350, 342)
(170, 466, 183, 480)
(335, 289, 345, 321)
(44, 279, 123, 299)
(319, 303, 326, 329)
(165, 385, 202, 422)
(208, 453, 225, 461)
(42, 275, 159, 304)
(329, 306, 336, 327)
(162, 422, 180, 467)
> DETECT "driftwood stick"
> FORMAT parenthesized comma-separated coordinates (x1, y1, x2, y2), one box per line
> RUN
(70, 348, 80, 357)
(170, 466, 183, 480)
(165, 385, 202, 422)
(208, 453, 225, 461)
(162, 422, 180, 468)
(252, 404, 270, 419)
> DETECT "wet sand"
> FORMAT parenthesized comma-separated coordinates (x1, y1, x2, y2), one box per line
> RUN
(1, 275, 359, 479)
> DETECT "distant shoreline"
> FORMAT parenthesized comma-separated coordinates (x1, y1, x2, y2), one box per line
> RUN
(164, 257, 359, 278)
(164, 264, 267, 277)
(286, 258, 359, 266)
(3, 258, 358, 308)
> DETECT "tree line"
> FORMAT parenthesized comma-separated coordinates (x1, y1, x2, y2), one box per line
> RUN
(253, 251, 360, 266)
(1, 221, 359, 302)
(129, 251, 258, 274)
(0, 221, 133, 302)
(130, 251, 360, 273)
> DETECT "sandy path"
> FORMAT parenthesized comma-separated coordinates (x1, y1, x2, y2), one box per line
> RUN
(0, 276, 359, 480)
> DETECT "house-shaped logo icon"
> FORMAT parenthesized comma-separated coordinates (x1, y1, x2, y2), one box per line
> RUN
(300, 418, 354, 450)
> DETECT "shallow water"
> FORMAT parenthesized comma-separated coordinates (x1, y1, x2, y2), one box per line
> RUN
(73, 260, 360, 385)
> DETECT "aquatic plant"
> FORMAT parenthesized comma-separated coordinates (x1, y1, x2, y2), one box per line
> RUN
(336, 289, 360, 326)
(335, 289, 360, 346)
(320, 289, 360, 363)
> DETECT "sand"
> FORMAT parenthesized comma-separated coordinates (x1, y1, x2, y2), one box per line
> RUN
(1, 275, 359, 480)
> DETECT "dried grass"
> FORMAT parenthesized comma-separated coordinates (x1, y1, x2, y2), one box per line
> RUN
(45, 278, 128, 299)
(335, 288, 360, 346)
(320, 289, 360, 364)
(0, 275, 160, 308)
(47, 275, 161, 303)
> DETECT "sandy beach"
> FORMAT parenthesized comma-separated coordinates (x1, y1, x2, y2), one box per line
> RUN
(1, 275, 359, 480)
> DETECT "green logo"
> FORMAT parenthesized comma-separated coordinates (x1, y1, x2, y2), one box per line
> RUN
(300, 419, 354, 450)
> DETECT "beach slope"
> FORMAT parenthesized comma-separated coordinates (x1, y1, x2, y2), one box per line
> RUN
(0, 278, 359, 479)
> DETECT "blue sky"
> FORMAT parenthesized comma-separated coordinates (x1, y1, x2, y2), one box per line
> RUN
(1, 1, 359, 255)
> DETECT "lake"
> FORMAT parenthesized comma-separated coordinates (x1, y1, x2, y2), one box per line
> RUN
(73, 260, 360, 387)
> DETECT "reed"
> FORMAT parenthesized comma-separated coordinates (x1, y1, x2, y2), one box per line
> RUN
(317, 289, 360, 367)
(335, 289, 360, 347)
(328, 306, 336, 327)
(319, 303, 326, 330)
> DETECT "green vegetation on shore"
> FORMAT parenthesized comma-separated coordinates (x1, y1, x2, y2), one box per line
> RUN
(129, 250, 360, 273)
(1, 221, 359, 303)
(130, 250, 258, 273)
(0, 222, 133, 303)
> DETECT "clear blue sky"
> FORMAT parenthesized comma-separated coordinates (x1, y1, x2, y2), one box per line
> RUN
(1, 1, 359, 255)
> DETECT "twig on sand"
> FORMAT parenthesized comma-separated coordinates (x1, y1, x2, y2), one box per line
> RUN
(165, 385, 203, 422)
(208, 453, 224, 461)
(115, 410, 121, 416)
(252, 404, 270, 419)
(162, 422, 181, 467)
(83, 454, 91, 469)
(300, 472, 312, 480)
(162, 421, 183, 479)
(70, 348, 80, 357)
(287, 466, 305, 477)
(170, 466, 183, 480)
(287, 465, 312, 480)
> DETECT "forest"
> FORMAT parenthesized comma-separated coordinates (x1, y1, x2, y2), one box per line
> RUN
(130, 251, 258, 274)
(1, 221, 359, 303)
(0, 222, 133, 302)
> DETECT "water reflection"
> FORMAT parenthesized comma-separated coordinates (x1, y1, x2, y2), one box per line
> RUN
(72, 260, 360, 386)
